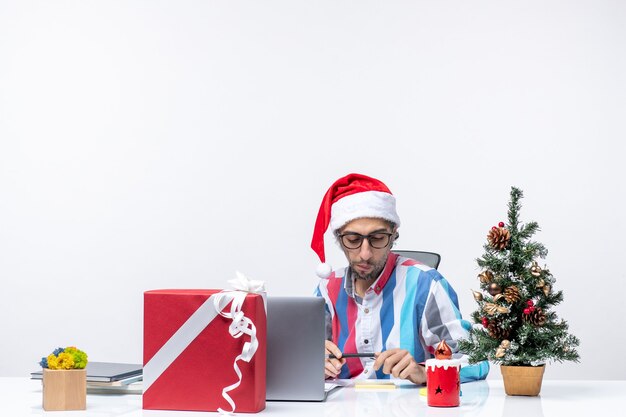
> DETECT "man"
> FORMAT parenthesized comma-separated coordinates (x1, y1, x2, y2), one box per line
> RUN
(312, 173, 488, 383)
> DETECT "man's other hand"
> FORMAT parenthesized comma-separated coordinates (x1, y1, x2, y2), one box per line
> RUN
(324, 340, 346, 379)
(373, 348, 426, 384)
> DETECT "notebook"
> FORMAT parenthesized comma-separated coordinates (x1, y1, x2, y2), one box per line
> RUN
(31, 362, 142, 383)
(266, 296, 329, 401)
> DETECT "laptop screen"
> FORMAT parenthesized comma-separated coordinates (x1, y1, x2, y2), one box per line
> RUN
(266, 296, 326, 401)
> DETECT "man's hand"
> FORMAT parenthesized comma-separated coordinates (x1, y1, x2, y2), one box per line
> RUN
(324, 340, 346, 379)
(373, 348, 426, 384)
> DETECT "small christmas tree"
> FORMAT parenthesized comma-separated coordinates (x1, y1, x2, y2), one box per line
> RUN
(458, 187, 579, 366)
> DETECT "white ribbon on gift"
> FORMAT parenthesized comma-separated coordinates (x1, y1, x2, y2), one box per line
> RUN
(213, 272, 266, 415)
(228, 271, 266, 294)
(143, 272, 265, 415)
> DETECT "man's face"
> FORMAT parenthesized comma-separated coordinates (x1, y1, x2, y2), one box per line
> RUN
(338, 217, 396, 281)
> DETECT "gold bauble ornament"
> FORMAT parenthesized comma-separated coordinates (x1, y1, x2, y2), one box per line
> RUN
(495, 348, 506, 358)
(488, 283, 502, 296)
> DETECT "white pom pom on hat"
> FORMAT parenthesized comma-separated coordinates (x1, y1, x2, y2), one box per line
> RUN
(311, 173, 400, 278)
(316, 263, 332, 279)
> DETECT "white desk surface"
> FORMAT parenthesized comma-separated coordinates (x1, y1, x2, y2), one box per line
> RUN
(2, 377, 624, 417)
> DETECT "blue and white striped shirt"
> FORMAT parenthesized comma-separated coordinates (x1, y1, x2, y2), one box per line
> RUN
(316, 253, 488, 381)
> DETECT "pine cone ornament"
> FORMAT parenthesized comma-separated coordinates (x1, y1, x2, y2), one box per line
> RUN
(503, 285, 521, 303)
(523, 307, 547, 326)
(487, 319, 511, 340)
(487, 226, 511, 250)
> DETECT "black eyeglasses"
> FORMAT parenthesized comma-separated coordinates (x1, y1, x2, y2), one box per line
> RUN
(338, 232, 394, 250)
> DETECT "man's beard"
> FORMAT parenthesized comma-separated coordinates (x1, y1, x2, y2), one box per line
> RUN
(350, 257, 387, 281)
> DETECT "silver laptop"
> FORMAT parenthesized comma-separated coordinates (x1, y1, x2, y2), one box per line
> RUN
(266, 296, 326, 401)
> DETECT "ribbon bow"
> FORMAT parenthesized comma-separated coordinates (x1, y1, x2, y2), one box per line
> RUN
(228, 270, 266, 293)
(213, 272, 265, 415)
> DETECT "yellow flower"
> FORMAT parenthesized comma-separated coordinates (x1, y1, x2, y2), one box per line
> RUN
(41, 346, 88, 369)
(48, 352, 75, 370)
(56, 352, 75, 370)
(46, 354, 59, 369)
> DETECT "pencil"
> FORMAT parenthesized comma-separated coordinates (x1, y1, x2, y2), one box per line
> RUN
(327, 353, 375, 359)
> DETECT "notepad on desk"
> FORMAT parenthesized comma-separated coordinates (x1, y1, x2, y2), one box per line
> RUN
(87, 380, 143, 395)
(354, 380, 396, 390)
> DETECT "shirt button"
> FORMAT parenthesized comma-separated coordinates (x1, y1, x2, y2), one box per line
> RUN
(364, 339, 369, 344)
(364, 308, 370, 314)
(375, 286, 380, 291)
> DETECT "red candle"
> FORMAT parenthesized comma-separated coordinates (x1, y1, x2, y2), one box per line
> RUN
(425, 341, 461, 407)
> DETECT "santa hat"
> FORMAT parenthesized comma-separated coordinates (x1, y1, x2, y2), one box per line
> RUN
(311, 173, 401, 278)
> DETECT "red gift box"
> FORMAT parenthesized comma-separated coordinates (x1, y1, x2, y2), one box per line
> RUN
(143, 289, 266, 413)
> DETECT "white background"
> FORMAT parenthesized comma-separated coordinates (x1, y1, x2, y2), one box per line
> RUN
(1, 1, 624, 380)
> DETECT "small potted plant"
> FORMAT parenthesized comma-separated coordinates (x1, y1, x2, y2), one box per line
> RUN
(39, 346, 88, 410)
(458, 187, 579, 396)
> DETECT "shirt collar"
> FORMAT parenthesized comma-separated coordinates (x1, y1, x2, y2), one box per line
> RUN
(344, 252, 399, 297)
(371, 252, 399, 295)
